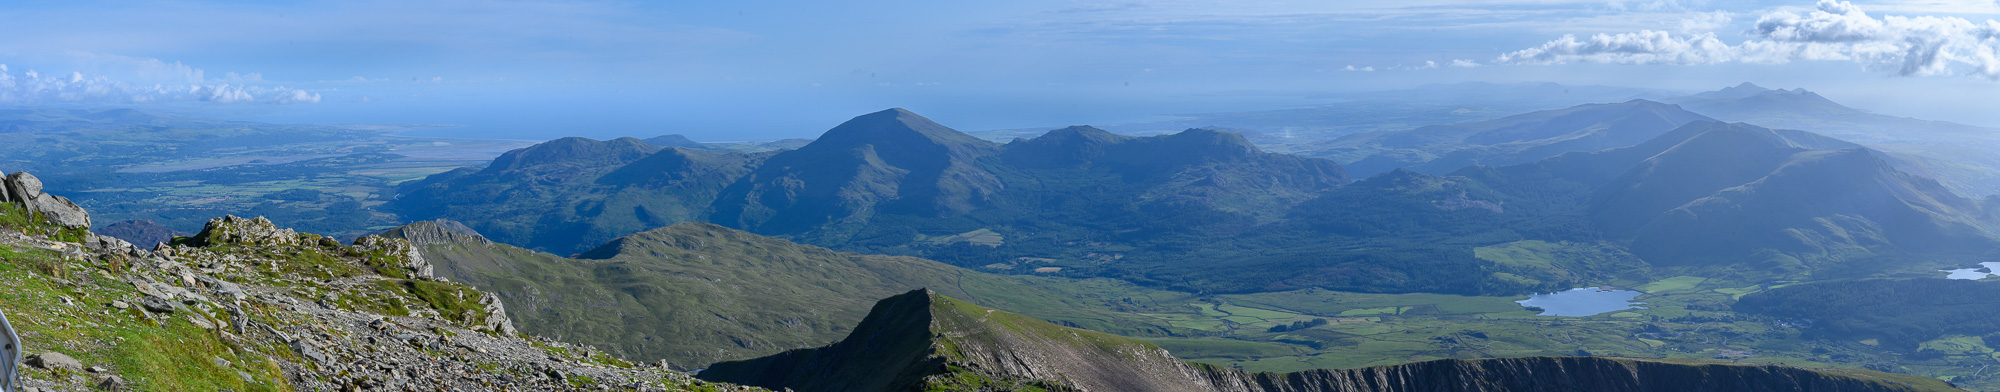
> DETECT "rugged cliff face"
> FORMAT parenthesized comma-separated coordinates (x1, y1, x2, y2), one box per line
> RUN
(701, 289, 1961, 392)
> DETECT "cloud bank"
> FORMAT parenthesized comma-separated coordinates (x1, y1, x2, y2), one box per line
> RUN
(1500, 0, 2000, 78)
(0, 63, 321, 105)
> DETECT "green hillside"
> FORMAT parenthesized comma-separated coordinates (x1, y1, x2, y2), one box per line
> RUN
(390, 219, 1232, 368)
(393, 138, 762, 254)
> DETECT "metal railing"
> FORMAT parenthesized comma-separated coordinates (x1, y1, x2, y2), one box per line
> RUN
(1, 307, 17, 392)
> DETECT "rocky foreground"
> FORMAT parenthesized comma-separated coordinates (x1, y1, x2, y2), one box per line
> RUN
(0, 172, 761, 391)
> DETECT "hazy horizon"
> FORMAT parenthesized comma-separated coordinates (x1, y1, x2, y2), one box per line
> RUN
(3, 1, 1999, 140)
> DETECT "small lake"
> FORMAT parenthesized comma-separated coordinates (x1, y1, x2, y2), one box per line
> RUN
(1516, 288, 1646, 317)
(1942, 262, 2000, 280)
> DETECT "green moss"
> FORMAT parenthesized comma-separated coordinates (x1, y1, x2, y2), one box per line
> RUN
(0, 246, 67, 279)
(355, 248, 412, 279)
(565, 374, 599, 388)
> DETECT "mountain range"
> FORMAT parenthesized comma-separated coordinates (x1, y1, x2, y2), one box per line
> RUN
(1659, 83, 2000, 198)
(394, 105, 2000, 296)
(1313, 99, 1714, 177)
(394, 108, 1348, 258)
(1306, 83, 2000, 199)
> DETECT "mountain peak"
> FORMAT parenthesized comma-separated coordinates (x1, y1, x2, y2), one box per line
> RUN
(642, 134, 703, 148)
(806, 108, 997, 156)
(1039, 125, 1125, 141)
(1673, 83, 1777, 102)
(573, 222, 762, 259)
(1158, 127, 1258, 156)
(482, 136, 662, 174)
(380, 219, 490, 246)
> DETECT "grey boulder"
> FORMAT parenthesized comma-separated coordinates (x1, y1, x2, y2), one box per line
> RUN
(25, 352, 81, 372)
(4, 172, 90, 229)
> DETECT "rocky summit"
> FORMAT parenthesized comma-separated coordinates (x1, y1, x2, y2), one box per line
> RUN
(0, 172, 764, 392)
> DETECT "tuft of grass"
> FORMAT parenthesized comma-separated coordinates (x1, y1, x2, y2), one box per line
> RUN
(0, 246, 67, 279)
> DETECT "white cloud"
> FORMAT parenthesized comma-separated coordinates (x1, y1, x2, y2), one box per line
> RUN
(1751, 0, 1883, 42)
(1500, 0, 2000, 79)
(1498, 30, 1735, 65)
(1451, 59, 1483, 67)
(1342, 65, 1376, 71)
(0, 65, 321, 105)
(1679, 10, 1734, 33)
(269, 87, 323, 104)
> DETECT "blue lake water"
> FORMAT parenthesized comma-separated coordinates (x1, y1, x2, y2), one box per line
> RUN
(1516, 288, 1646, 317)
(1942, 262, 2000, 280)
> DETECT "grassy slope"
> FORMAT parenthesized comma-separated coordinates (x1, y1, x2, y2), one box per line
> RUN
(403, 220, 1213, 369)
(0, 245, 292, 391)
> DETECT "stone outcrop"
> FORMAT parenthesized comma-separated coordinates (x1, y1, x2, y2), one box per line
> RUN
(4, 172, 89, 229)
(352, 235, 437, 279)
(180, 215, 303, 247)
(476, 292, 519, 335)
(375, 219, 490, 246)
(703, 290, 1960, 392)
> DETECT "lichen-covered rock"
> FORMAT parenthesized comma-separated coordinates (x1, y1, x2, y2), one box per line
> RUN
(25, 352, 80, 372)
(477, 292, 519, 335)
(183, 216, 301, 247)
(83, 234, 145, 260)
(4, 172, 90, 229)
(5, 172, 42, 200)
(351, 235, 435, 279)
(27, 193, 89, 229)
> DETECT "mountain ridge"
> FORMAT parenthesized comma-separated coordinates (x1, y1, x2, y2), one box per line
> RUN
(1314, 99, 1714, 177)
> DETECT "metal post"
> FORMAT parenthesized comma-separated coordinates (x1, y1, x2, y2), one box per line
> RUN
(1, 307, 18, 392)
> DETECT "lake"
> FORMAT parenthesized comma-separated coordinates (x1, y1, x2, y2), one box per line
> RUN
(1516, 288, 1646, 317)
(1941, 262, 2000, 280)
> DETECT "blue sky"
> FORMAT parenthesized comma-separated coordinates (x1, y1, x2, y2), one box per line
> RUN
(2, 0, 1999, 140)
